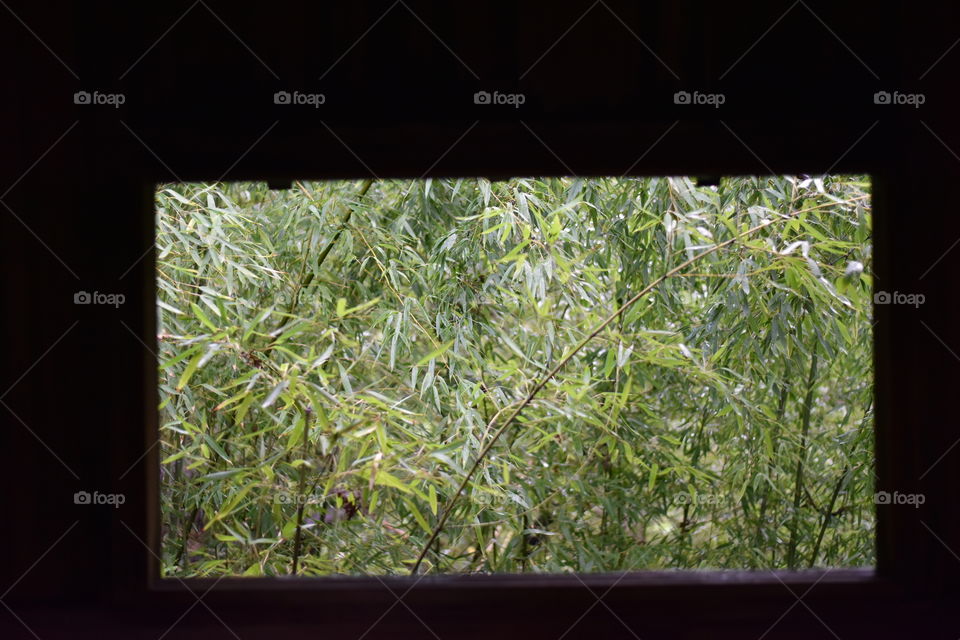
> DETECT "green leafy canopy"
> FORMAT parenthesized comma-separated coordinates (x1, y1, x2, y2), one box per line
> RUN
(157, 175, 874, 577)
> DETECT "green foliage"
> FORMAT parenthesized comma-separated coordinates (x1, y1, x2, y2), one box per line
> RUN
(157, 175, 874, 576)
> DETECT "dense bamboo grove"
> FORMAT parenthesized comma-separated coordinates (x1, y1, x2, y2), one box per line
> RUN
(157, 175, 874, 576)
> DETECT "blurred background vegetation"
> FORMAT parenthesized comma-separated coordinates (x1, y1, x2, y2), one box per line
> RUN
(156, 175, 874, 577)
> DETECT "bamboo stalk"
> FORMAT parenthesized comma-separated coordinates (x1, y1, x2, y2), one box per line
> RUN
(409, 198, 853, 574)
(290, 405, 312, 575)
(809, 464, 849, 568)
(785, 336, 819, 569)
(270, 179, 374, 336)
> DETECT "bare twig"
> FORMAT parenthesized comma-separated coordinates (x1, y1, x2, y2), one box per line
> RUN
(410, 197, 860, 574)
(786, 321, 819, 569)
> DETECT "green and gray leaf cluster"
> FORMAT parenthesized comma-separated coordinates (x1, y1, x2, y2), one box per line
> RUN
(157, 175, 873, 576)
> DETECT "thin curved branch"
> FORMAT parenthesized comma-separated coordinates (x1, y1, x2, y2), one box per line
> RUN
(409, 196, 863, 574)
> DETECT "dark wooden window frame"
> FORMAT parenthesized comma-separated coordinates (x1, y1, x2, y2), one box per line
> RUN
(144, 173, 889, 594)
(121, 163, 920, 638)
(103, 120, 956, 636)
